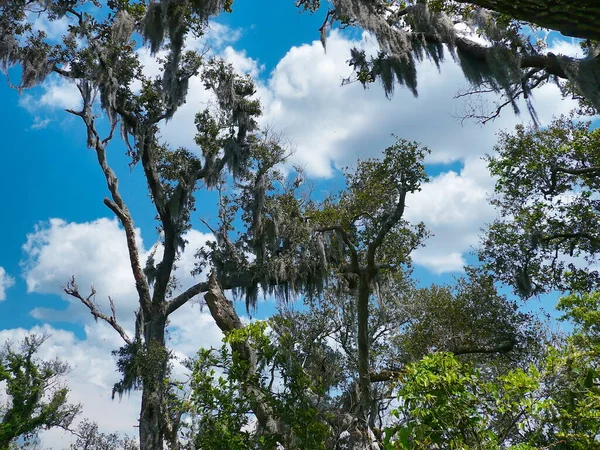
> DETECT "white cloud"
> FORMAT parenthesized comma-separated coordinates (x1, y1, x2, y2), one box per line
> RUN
(22, 218, 142, 322)
(19, 78, 81, 114)
(223, 46, 264, 78)
(405, 158, 497, 273)
(30, 117, 51, 130)
(22, 218, 215, 325)
(547, 38, 585, 58)
(0, 267, 15, 301)
(206, 21, 243, 48)
(256, 31, 578, 177)
(30, 11, 73, 41)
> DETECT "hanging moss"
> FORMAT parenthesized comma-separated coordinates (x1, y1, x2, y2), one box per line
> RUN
(143, 1, 165, 54)
(17, 36, 54, 90)
(329, 1, 599, 117)
(558, 55, 600, 115)
(112, 10, 135, 44)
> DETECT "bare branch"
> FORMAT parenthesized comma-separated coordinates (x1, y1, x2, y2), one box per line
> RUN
(64, 277, 131, 345)
(69, 87, 152, 317)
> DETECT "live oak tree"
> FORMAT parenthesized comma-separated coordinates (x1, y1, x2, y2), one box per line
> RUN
(0, 2, 418, 448)
(297, 0, 600, 122)
(0, 1, 305, 448)
(479, 116, 600, 298)
(185, 264, 547, 449)
(389, 267, 545, 368)
(310, 140, 430, 434)
(382, 290, 600, 450)
(0, 336, 80, 450)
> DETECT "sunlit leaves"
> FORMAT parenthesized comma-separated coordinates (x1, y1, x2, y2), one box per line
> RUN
(481, 116, 600, 297)
(0, 336, 80, 448)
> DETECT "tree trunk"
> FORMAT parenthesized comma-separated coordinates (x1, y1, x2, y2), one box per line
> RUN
(139, 314, 168, 450)
(459, 0, 600, 41)
(203, 273, 285, 441)
(356, 271, 371, 428)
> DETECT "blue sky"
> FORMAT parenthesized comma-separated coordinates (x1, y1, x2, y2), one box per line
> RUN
(0, 1, 588, 445)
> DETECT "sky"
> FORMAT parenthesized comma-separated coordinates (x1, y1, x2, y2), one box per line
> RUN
(0, 1, 590, 446)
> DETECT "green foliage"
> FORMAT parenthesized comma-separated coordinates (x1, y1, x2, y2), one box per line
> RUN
(480, 116, 600, 297)
(394, 267, 545, 367)
(382, 289, 600, 450)
(186, 321, 331, 449)
(384, 352, 547, 449)
(0, 335, 80, 449)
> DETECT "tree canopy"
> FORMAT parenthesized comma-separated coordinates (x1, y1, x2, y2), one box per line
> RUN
(1, 1, 600, 450)
(297, 0, 600, 122)
(0, 336, 80, 450)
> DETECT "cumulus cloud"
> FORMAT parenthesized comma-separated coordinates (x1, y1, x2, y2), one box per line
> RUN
(405, 157, 497, 273)
(249, 31, 576, 272)
(21, 218, 214, 326)
(19, 79, 81, 113)
(256, 31, 578, 177)
(22, 218, 142, 321)
(0, 267, 15, 301)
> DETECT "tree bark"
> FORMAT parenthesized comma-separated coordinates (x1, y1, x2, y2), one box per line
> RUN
(458, 0, 600, 41)
(203, 272, 285, 441)
(139, 313, 168, 450)
(356, 271, 372, 429)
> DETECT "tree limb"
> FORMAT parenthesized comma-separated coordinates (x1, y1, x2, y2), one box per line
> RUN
(67, 85, 152, 317)
(452, 0, 600, 41)
(367, 186, 407, 273)
(64, 277, 132, 345)
(202, 272, 285, 439)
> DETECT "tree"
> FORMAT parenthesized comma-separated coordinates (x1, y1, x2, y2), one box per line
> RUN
(0, 1, 304, 447)
(479, 116, 600, 298)
(184, 321, 331, 450)
(297, 0, 600, 121)
(0, 335, 80, 450)
(68, 420, 138, 450)
(380, 287, 600, 450)
(383, 350, 560, 450)
(309, 139, 430, 432)
(390, 267, 544, 368)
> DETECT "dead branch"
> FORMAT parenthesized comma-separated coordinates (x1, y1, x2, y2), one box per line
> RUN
(64, 276, 132, 345)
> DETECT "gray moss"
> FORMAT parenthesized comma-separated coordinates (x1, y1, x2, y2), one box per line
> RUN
(112, 10, 135, 44)
(558, 55, 600, 114)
